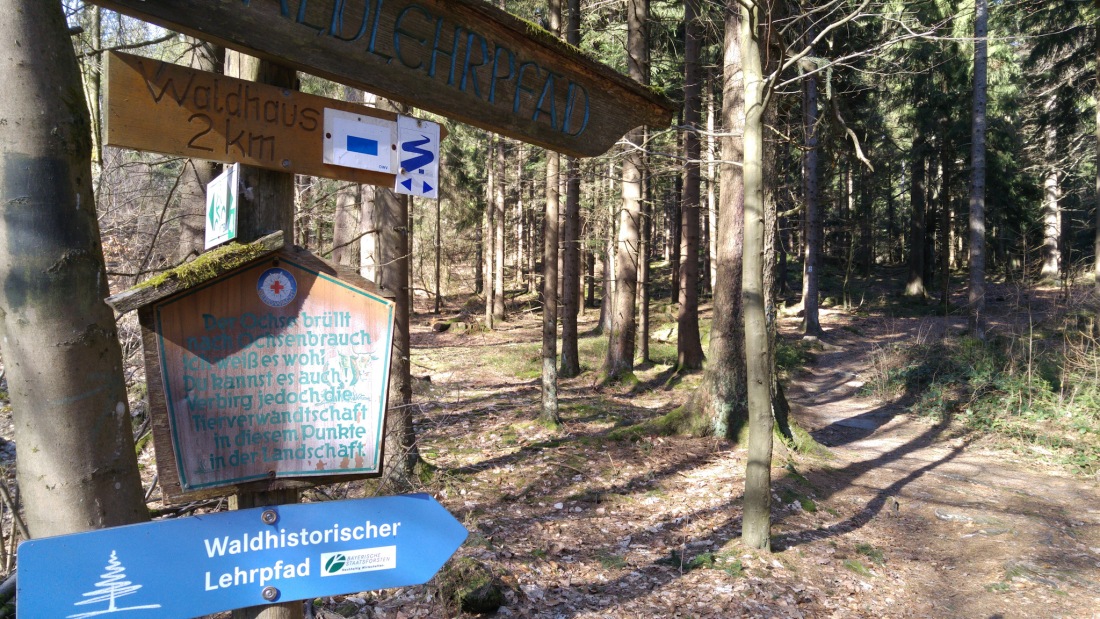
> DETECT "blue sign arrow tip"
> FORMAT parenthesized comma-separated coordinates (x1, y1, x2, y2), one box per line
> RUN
(401, 179, 414, 191)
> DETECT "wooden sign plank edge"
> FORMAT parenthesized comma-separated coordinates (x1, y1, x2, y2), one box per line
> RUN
(106, 231, 285, 314)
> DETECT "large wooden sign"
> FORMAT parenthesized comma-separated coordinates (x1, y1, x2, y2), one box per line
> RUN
(106, 51, 435, 186)
(87, 0, 674, 158)
(110, 240, 396, 501)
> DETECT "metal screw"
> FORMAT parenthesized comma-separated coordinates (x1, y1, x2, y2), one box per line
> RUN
(281, 159, 291, 168)
(262, 586, 280, 602)
(261, 509, 278, 525)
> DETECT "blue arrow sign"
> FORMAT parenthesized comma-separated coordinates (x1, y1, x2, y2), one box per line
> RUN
(18, 494, 467, 618)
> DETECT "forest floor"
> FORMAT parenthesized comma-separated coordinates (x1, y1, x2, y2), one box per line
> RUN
(334, 284, 1100, 619)
(3, 282, 1100, 618)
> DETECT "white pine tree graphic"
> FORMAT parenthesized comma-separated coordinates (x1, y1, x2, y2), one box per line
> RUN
(67, 550, 162, 618)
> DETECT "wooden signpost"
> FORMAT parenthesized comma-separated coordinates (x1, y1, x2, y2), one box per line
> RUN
(107, 234, 396, 502)
(105, 50, 450, 187)
(87, 0, 674, 158)
(76, 2, 677, 616)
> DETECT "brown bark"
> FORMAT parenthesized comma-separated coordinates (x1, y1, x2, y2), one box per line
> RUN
(604, 0, 648, 381)
(905, 144, 928, 298)
(686, 1, 746, 438)
(560, 0, 583, 378)
(968, 0, 988, 337)
(493, 139, 506, 321)
(801, 57, 823, 336)
(0, 0, 147, 537)
(741, 0, 773, 551)
(677, 0, 705, 370)
(484, 137, 496, 329)
(542, 0, 563, 423)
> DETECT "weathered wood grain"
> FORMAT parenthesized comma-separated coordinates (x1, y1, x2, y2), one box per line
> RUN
(132, 246, 397, 504)
(106, 51, 447, 186)
(87, 0, 674, 157)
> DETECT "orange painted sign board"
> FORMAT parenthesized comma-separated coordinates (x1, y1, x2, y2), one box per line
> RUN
(151, 251, 394, 494)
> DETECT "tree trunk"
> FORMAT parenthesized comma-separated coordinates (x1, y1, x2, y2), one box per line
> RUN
(515, 144, 526, 288)
(484, 137, 496, 329)
(669, 134, 683, 302)
(560, 0, 582, 378)
(685, 1, 746, 439)
(859, 168, 874, 277)
(1040, 96, 1061, 281)
(1095, 24, 1100, 293)
(604, 0, 647, 381)
(968, 0, 988, 337)
(542, 0, 563, 424)
(177, 38, 223, 262)
(801, 61, 823, 336)
(741, 0, 773, 552)
(435, 194, 442, 313)
(905, 146, 927, 298)
(637, 154, 651, 364)
(541, 175, 560, 390)
(707, 67, 718, 293)
(0, 0, 147, 538)
(493, 139, 506, 321)
(677, 0, 705, 371)
(378, 189, 418, 485)
(360, 184, 380, 281)
(939, 146, 951, 311)
(332, 89, 363, 268)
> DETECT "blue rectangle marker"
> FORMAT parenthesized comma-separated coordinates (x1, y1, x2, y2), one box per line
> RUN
(347, 135, 379, 156)
(18, 494, 467, 619)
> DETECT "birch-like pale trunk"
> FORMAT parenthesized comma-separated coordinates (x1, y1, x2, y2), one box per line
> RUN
(740, 0, 773, 552)
(968, 0, 988, 337)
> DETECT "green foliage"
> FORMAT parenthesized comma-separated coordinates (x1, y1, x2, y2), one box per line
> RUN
(775, 339, 814, 378)
(871, 330, 1100, 474)
(607, 407, 701, 442)
(855, 543, 885, 566)
(596, 552, 627, 570)
(659, 550, 744, 576)
(843, 559, 873, 577)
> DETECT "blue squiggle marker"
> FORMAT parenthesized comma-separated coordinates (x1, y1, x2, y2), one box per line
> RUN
(401, 135, 435, 172)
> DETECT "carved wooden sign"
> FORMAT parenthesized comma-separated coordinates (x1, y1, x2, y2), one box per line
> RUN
(108, 237, 396, 502)
(106, 50, 431, 186)
(87, 0, 674, 157)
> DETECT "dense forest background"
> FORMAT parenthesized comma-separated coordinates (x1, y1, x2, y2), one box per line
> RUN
(0, 1, 1097, 616)
(64, 0, 1100, 462)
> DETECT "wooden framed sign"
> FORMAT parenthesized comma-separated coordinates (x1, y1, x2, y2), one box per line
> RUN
(109, 238, 396, 502)
(105, 50, 448, 186)
(88, 0, 674, 157)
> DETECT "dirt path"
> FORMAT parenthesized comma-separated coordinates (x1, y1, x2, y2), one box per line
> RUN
(290, 303, 1100, 618)
(784, 309, 1100, 618)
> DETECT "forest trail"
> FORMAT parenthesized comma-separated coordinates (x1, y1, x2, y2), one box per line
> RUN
(784, 306, 1100, 618)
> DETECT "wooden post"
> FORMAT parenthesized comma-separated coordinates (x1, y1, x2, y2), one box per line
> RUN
(225, 51, 302, 619)
(435, 195, 442, 314)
